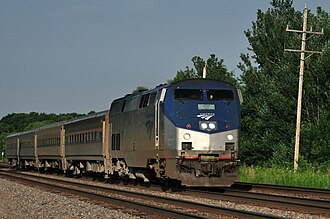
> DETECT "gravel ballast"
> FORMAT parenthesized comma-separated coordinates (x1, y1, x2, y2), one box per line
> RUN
(0, 177, 141, 219)
(0, 173, 328, 219)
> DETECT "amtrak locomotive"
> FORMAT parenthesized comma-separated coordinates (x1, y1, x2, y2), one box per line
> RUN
(6, 79, 241, 187)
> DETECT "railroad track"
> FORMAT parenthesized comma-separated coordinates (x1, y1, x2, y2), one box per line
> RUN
(0, 169, 285, 219)
(188, 187, 330, 216)
(232, 182, 330, 199)
(0, 162, 11, 168)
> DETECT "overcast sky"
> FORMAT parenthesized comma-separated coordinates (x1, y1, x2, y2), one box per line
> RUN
(1, 0, 329, 118)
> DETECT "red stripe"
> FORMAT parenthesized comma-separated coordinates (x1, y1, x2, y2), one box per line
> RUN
(182, 155, 199, 159)
(160, 155, 233, 160)
(218, 156, 231, 160)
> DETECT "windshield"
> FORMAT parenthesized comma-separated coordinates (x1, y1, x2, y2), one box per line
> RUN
(207, 90, 233, 100)
(175, 89, 203, 100)
(166, 81, 240, 132)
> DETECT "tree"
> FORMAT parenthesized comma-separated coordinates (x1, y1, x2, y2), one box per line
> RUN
(87, 111, 96, 115)
(132, 86, 149, 95)
(171, 66, 196, 82)
(239, 0, 330, 166)
(170, 54, 239, 87)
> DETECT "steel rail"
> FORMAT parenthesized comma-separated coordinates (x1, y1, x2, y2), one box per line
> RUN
(233, 182, 330, 199)
(0, 171, 205, 219)
(0, 170, 285, 219)
(188, 187, 330, 216)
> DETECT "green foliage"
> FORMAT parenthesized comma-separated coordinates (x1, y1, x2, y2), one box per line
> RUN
(170, 1, 329, 172)
(171, 66, 196, 83)
(132, 86, 149, 95)
(23, 120, 56, 131)
(239, 0, 330, 167)
(170, 54, 239, 87)
(0, 132, 7, 160)
(300, 110, 330, 164)
(0, 112, 84, 157)
(319, 160, 330, 173)
(87, 111, 96, 115)
(239, 165, 330, 189)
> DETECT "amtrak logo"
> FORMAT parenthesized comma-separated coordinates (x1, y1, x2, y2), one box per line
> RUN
(197, 113, 215, 120)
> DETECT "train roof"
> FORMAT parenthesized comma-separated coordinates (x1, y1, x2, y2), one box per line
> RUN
(7, 129, 36, 138)
(7, 110, 109, 138)
(7, 79, 238, 139)
(111, 83, 168, 103)
(112, 79, 236, 104)
(63, 110, 108, 125)
(168, 78, 237, 89)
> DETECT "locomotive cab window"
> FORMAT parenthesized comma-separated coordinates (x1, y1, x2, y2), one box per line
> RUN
(139, 93, 150, 108)
(110, 100, 125, 113)
(124, 96, 139, 112)
(148, 92, 157, 106)
(207, 90, 234, 100)
(175, 89, 203, 100)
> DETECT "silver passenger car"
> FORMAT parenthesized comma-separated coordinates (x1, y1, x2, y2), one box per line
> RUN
(6, 79, 241, 187)
(37, 123, 64, 170)
(6, 130, 36, 167)
(64, 111, 110, 176)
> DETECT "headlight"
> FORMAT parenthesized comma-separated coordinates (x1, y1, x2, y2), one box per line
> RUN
(183, 133, 191, 140)
(208, 123, 216, 130)
(200, 122, 208, 130)
(227, 134, 234, 141)
(199, 121, 217, 131)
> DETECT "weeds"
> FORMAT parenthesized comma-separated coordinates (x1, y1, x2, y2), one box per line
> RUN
(239, 164, 330, 189)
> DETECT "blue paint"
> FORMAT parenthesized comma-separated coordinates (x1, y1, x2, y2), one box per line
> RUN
(164, 79, 240, 133)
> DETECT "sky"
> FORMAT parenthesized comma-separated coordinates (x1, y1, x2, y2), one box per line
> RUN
(1, 0, 329, 118)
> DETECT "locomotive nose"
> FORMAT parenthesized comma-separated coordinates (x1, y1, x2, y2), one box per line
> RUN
(178, 127, 238, 152)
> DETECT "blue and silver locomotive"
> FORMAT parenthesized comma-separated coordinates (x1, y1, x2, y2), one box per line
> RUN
(6, 79, 241, 187)
(110, 79, 241, 186)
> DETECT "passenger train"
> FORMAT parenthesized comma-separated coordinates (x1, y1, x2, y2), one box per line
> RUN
(6, 79, 242, 186)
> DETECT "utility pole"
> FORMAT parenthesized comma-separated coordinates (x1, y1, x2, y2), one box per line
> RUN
(285, 6, 323, 172)
(202, 66, 207, 78)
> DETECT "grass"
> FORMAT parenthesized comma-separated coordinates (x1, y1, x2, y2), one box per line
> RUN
(239, 165, 330, 189)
